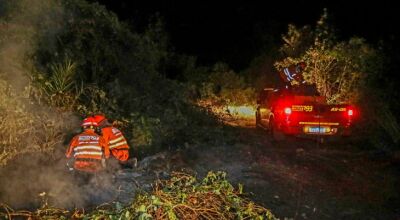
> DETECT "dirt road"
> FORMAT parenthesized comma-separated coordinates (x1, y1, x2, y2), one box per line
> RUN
(170, 118, 400, 219)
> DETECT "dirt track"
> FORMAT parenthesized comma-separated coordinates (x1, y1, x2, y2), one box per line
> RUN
(174, 118, 400, 219)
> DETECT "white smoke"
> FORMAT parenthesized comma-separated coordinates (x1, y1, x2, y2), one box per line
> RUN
(0, 0, 116, 209)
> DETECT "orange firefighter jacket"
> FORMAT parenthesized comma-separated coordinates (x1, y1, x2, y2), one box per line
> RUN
(101, 126, 129, 162)
(66, 129, 109, 172)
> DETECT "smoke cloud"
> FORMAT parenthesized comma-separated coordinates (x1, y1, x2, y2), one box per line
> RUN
(0, 0, 116, 209)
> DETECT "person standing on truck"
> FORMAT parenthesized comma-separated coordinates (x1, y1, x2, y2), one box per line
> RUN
(66, 117, 109, 182)
(93, 114, 137, 171)
(279, 62, 307, 85)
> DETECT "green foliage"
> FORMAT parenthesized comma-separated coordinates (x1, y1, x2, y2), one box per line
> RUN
(0, 171, 277, 219)
(0, 0, 191, 161)
(25, 0, 219, 155)
(280, 24, 314, 58)
(0, 0, 243, 159)
(276, 11, 375, 104)
(33, 58, 82, 110)
(43, 59, 77, 95)
(303, 38, 373, 103)
(77, 85, 114, 115)
(187, 62, 256, 107)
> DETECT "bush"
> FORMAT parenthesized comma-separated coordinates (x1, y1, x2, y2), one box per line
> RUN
(129, 171, 276, 220)
(0, 171, 277, 220)
(0, 79, 77, 165)
(21, 0, 220, 156)
(184, 62, 255, 107)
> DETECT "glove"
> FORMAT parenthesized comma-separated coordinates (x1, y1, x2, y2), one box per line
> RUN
(66, 162, 74, 171)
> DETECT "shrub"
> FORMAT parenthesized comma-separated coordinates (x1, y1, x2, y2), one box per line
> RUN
(0, 171, 277, 220)
(0, 79, 76, 165)
(194, 63, 256, 107)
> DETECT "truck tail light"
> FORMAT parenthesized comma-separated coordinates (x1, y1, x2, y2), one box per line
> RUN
(284, 107, 292, 115)
(347, 109, 353, 116)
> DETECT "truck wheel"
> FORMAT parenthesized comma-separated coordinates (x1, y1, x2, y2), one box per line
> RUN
(269, 118, 286, 141)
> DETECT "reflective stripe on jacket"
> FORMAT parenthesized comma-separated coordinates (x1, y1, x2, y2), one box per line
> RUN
(279, 64, 306, 84)
(102, 126, 129, 161)
(66, 130, 109, 172)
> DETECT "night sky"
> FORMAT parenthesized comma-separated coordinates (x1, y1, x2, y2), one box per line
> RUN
(92, 0, 399, 70)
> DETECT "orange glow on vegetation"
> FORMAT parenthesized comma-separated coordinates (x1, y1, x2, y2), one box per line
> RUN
(227, 105, 256, 118)
(196, 101, 256, 119)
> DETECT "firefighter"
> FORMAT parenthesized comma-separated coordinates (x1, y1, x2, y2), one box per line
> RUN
(92, 114, 136, 170)
(65, 117, 109, 176)
(279, 62, 307, 85)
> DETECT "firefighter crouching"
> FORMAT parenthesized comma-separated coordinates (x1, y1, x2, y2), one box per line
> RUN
(93, 114, 136, 170)
(65, 117, 110, 176)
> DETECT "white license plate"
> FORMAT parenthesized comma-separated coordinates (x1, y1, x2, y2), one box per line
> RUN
(308, 127, 326, 133)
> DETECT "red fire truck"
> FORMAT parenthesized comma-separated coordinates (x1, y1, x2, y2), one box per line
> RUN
(255, 85, 356, 141)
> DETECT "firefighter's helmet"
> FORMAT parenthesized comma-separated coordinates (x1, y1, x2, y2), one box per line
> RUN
(93, 114, 107, 125)
(81, 117, 98, 129)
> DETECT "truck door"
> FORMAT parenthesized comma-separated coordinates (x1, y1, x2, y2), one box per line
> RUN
(258, 88, 274, 127)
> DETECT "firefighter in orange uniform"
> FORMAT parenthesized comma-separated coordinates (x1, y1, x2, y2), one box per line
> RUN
(92, 114, 134, 169)
(66, 117, 110, 173)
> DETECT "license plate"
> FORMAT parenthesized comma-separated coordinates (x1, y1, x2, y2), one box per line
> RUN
(310, 127, 323, 133)
(305, 126, 329, 134)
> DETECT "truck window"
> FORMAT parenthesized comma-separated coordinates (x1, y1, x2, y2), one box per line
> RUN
(258, 89, 273, 105)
